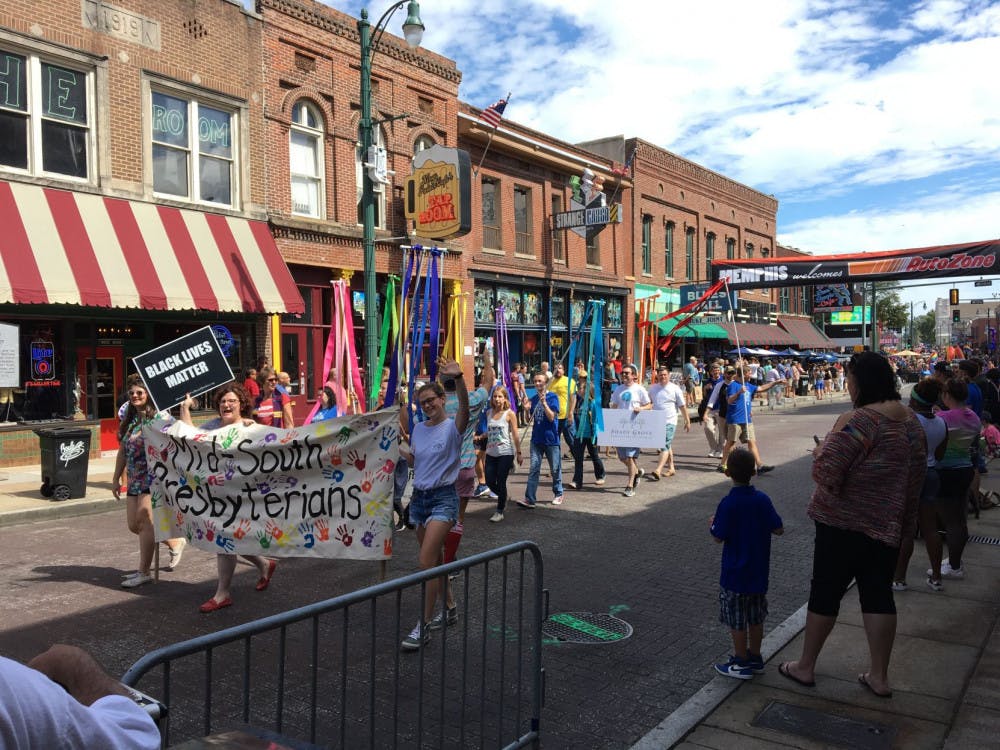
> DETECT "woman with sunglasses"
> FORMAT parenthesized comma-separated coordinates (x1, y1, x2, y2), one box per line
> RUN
(254, 366, 294, 428)
(398, 357, 468, 651)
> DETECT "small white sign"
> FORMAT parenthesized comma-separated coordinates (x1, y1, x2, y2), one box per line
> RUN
(596, 409, 668, 449)
(0, 323, 18, 388)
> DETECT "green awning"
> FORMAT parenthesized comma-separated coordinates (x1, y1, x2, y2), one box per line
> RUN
(654, 319, 728, 338)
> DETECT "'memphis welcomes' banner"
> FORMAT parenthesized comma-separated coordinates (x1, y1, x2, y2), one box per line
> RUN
(145, 408, 400, 559)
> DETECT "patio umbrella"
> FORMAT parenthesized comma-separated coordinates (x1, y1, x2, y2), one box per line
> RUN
(777, 348, 801, 356)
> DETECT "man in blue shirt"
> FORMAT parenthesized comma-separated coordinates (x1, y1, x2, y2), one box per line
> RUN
(516, 372, 563, 508)
(720, 365, 784, 474)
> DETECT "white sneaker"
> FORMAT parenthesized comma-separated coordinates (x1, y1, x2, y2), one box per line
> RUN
(167, 539, 186, 570)
(711, 450, 724, 458)
(121, 573, 153, 588)
(928, 559, 965, 579)
(891, 580, 908, 592)
(489, 512, 504, 523)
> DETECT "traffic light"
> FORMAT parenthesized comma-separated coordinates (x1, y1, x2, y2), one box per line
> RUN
(952, 309, 961, 323)
(950, 288, 960, 305)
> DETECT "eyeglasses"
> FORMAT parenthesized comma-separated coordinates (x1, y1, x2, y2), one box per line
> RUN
(266, 377, 277, 382)
(419, 397, 439, 407)
(219, 398, 240, 404)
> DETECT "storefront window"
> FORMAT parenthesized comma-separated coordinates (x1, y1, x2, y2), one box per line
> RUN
(571, 300, 585, 329)
(522, 290, 542, 325)
(550, 296, 566, 328)
(474, 287, 494, 324)
(607, 299, 623, 329)
(497, 287, 521, 323)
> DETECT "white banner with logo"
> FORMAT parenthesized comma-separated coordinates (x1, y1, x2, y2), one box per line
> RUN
(145, 409, 400, 559)
(596, 409, 668, 449)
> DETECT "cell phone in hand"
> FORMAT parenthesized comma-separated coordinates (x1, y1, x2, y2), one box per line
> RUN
(813, 434, 821, 445)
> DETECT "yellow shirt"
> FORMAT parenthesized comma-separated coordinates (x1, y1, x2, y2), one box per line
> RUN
(549, 375, 574, 419)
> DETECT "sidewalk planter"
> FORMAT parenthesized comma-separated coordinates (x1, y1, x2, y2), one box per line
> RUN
(33, 427, 93, 500)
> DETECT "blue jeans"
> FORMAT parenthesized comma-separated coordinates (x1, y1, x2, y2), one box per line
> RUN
(525, 442, 563, 504)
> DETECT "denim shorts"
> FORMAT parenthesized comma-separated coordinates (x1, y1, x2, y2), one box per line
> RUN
(616, 447, 640, 460)
(408, 484, 459, 527)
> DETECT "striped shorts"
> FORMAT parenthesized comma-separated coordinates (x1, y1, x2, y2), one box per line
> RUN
(718, 587, 768, 630)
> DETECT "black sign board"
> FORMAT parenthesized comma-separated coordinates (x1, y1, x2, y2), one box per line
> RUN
(133, 326, 234, 411)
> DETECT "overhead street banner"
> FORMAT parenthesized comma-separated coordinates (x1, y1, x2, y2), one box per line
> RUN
(134, 325, 234, 411)
(710, 240, 1000, 290)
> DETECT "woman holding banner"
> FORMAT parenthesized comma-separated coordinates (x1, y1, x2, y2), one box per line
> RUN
(112, 375, 186, 587)
(398, 357, 469, 651)
(180, 386, 277, 613)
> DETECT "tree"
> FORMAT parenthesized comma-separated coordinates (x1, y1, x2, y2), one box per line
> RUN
(870, 282, 908, 332)
(915, 311, 936, 346)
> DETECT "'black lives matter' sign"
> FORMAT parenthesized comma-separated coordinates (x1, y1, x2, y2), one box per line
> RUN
(134, 326, 234, 411)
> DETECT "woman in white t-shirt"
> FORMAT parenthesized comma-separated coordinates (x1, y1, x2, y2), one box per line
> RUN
(484, 387, 522, 522)
(398, 357, 468, 651)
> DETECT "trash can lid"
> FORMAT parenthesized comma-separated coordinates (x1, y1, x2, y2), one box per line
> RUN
(33, 426, 92, 438)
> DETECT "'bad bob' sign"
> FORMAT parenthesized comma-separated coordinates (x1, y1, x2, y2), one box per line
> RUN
(134, 326, 234, 411)
(145, 409, 399, 560)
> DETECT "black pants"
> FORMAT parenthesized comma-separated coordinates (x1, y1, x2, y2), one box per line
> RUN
(808, 521, 898, 616)
(485, 454, 515, 513)
(571, 437, 606, 486)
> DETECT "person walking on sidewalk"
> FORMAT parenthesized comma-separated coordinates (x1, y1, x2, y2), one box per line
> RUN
(112, 374, 186, 588)
(611, 364, 652, 497)
(516, 372, 564, 508)
(484, 387, 522, 522)
(710, 448, 784, 679)
(779, 352, 926, 699)
(648, 365, 690, 479)
(569, 372, 606, 489)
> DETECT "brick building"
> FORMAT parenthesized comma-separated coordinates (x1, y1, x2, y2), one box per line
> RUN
(0, 0, 302, 461)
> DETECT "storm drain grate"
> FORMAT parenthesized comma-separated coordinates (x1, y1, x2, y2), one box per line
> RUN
(542, 612, 632, 644)
(752, 701, 896, 750)
(969, 534, 1000, 545)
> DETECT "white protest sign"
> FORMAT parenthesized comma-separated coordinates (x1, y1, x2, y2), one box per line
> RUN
(145, 408, 400, 559)
(0, 323, 18, 388)
(596, 408, 668, 449)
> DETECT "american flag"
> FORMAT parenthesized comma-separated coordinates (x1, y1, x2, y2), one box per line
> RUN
(611, 147, 637, 176)
(479, 98, 507, 129)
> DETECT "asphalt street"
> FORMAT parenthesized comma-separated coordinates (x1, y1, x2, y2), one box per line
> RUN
(0, 395, 851, 748)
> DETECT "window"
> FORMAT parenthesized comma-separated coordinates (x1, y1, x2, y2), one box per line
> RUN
(685, 227, 695, 280)
(482, 177, 500, 249)
(745, 242, 754, 259)
(705, 232, 715, 280)
(664, 221, 674, 278)
(514, 186, 532, 255)
(289, 101, 323, 217)
(586, 232, 600, 266)
(413, 134, 434, 154)
(726, 237, 735, 259)
(551, 194, 564, 262)
(641, 215, 652, 274)
(779, 287, 790, 313)
(0, 49, 93, 180)
(800, 287, 810, 314)
(356, 124, 386, 228)
(152, 90, 236, 205)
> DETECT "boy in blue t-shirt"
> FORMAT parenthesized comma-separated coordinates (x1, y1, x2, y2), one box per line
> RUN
(709, 448, 784, 679)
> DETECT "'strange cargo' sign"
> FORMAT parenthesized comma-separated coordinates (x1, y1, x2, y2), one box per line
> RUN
(134, 326, 234, 410)
(145, 409, 399, 559)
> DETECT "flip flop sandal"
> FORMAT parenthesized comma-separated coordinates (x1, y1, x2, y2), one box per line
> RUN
(858, 673, 892, 698)
(778, 662, 815, 687)
(648, 472, 661, 481)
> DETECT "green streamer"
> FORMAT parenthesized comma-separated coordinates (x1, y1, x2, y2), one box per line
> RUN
(371, 276, 397, 405)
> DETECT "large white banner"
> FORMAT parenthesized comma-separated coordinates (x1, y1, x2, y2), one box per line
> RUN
(596, 409, 668, 449)
(145, 408, 400, 559)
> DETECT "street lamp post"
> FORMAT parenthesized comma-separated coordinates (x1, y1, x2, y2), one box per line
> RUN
(358, 2, 424, 410)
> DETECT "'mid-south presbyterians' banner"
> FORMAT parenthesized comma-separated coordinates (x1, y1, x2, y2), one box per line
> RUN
(145, 409, 400, 560)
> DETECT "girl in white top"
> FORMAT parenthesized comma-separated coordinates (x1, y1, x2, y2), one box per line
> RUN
(484, 387, 522, 522)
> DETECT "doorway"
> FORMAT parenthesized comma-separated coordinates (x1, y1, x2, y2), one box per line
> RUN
(76, 346, 124, 450)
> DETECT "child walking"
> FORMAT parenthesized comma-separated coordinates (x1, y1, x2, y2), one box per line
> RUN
(709, 448, 784, 679)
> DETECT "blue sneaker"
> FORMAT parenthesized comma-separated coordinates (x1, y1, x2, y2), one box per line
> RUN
(473, 484, 491, 498)
(745, 652, 765, 674)
(714, 655, 753, 680)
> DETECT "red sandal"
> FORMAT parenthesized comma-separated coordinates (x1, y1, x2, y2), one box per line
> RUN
(256, 559, 277, 591)
(199, 597, 232, 613)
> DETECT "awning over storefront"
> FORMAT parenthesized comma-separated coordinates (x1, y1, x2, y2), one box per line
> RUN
(717, 323, 797, 347)
(777, 316, 833, 350)
(656, 319, 729, 338)
(0, 181, 303, 314)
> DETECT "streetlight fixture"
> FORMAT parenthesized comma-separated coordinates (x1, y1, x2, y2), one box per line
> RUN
(358, 1, 424, 410)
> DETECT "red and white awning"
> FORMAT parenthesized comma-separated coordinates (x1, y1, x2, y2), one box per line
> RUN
(0, 181, 303, 314)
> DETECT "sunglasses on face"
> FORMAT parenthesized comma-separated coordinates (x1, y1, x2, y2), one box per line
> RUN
(266, 377, 277, 382)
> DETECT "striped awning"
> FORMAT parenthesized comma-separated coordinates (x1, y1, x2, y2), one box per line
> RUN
(777, 316, 833, 349)
(0, 181, 303, 314)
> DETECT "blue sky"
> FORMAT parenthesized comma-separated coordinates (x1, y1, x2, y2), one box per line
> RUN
(332, 0, 1000, 311)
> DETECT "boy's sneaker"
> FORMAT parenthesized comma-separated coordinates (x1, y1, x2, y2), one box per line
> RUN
(427, 606, 459, 631)
(473, 484, 491, 498)
(714, 655, 753, 680)
(401, 622, 431, 651)
(623, 486, 635, 498)
(745, 652, 765, 674)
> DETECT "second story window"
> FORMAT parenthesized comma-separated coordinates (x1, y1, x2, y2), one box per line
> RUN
(664, 221, 674, 278)
(705, 232, 715, 280)
(551, 194, 564, 262)
(746, 242, 754, 259)
(685, 227, 695, 280)
(0, 49, 93, 180)
(586, 232, 600, 266)
(413, 134, 434, 154)
(641, 214, 652, 274)
(727, 237, 735, 259)
(514, 186, 532, 255)
(289, 101, 323, 218)
(482, 177, 500, 249)
(779, 287, 790, 313)
(152, 90, 236, 206)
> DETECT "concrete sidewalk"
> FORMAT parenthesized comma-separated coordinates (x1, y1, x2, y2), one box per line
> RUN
(634, 495, 1000, 749)
(0, 451, 121, 527)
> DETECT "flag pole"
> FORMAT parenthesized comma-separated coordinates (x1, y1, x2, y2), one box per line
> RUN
(472, 92, 511, 178)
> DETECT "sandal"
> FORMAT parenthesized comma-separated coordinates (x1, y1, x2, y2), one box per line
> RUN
(255, 559, 277, 591)
(664, 469, 676, 477)
(648, 472, 661, 481)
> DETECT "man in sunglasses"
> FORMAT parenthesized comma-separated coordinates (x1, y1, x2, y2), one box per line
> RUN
(611, 364, 652, 497)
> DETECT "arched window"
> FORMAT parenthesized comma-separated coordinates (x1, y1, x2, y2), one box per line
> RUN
(413, 134, 435, 154)
(289, 101, 324, 217)
(357, 125, 387, 228)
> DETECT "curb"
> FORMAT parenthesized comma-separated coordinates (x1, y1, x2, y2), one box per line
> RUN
(0, 495, 118, 528)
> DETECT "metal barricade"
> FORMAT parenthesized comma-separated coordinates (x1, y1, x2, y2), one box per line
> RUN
(122, 542, 544, 749)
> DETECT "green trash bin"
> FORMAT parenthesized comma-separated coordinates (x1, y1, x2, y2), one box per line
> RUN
(34, 427, 92, 501)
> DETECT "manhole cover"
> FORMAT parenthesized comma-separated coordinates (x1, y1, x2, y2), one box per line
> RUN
(542, 612, 632, 644)
(752, 701, 896, 749)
